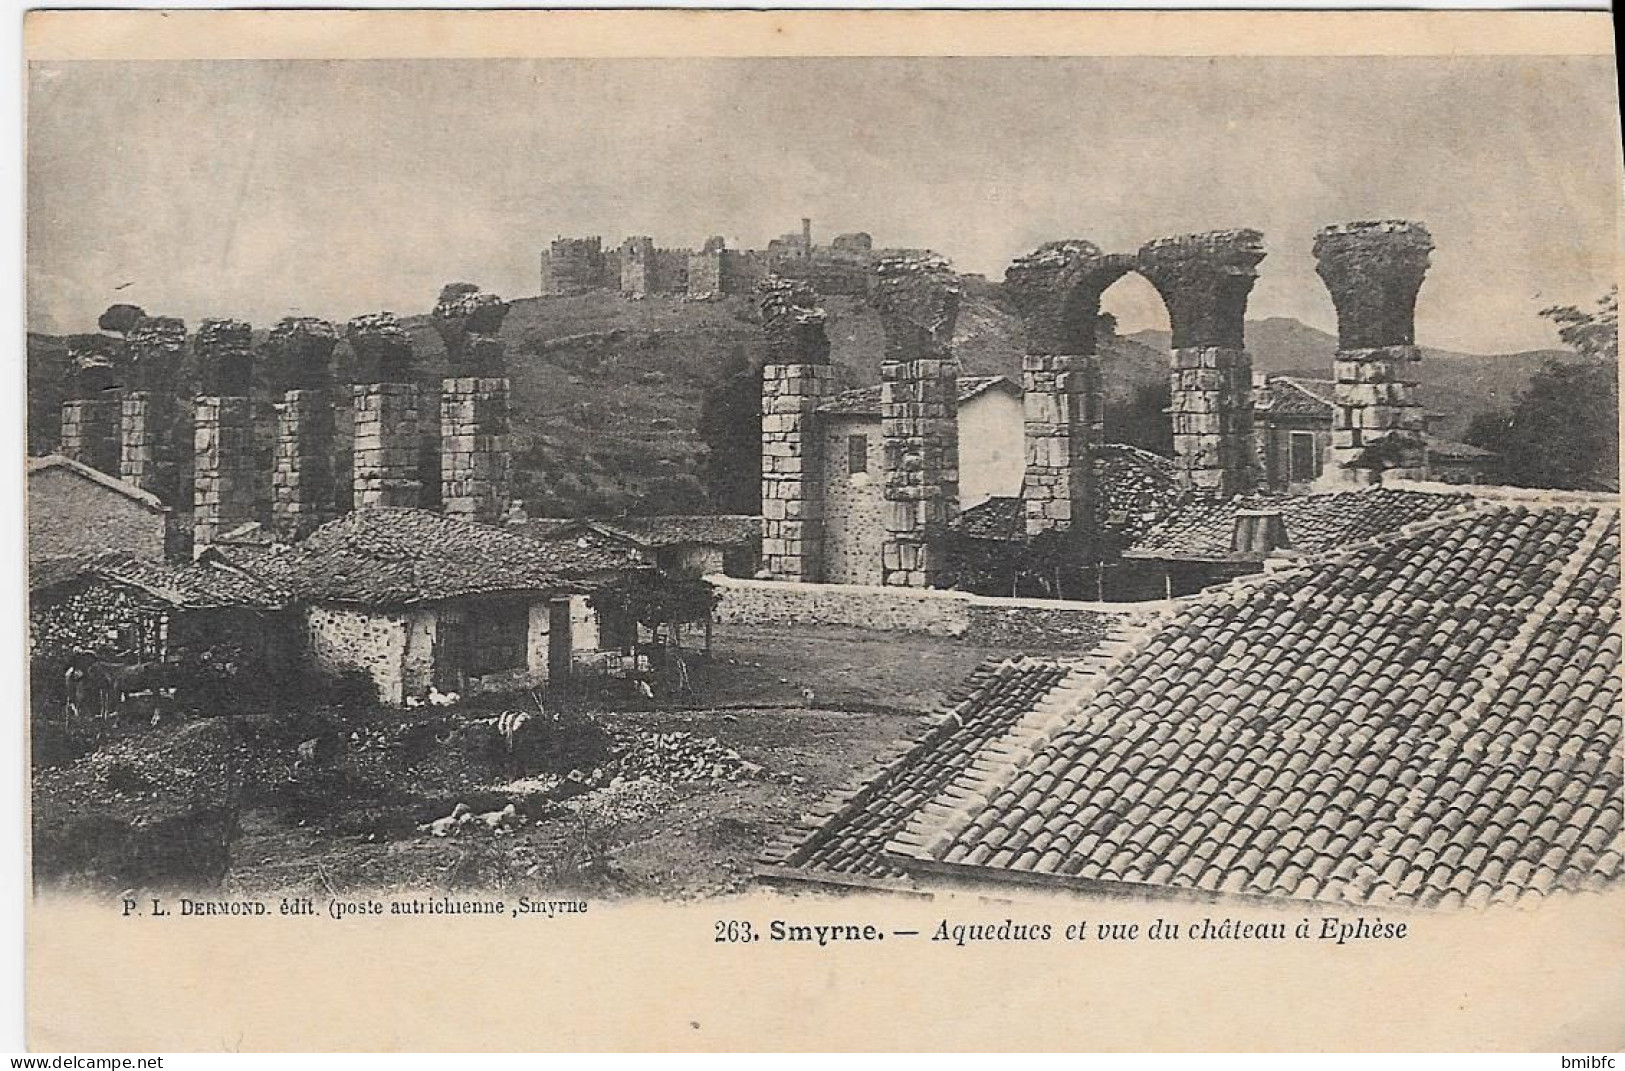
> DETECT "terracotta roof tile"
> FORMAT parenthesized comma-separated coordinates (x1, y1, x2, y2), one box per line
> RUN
(869, 502, 1622, 908)
(239, 507, 643, 606)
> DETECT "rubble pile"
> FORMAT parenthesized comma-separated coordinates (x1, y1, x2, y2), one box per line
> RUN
(610, 728, 764, 784)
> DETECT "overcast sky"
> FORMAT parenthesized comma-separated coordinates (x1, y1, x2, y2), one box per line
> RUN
(26, 56, 1621, 353)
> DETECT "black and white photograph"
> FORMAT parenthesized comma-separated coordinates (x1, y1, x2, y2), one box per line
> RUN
(15, 7, 1623, 1053)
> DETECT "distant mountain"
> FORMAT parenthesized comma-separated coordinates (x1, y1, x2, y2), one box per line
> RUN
(1129, 316, 1576, 439)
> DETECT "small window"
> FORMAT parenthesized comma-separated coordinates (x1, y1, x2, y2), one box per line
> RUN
(1289, 431, 1318, 483)
(848, 434, 869, 475)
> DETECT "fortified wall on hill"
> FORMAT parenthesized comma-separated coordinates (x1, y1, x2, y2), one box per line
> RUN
(539, 219, 914, 301)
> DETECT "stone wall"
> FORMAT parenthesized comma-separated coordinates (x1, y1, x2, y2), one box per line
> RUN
(268, 318, 338, 539)
(440, 377, 511, 524)
(709, 574, 1159, 641)
(305, 604, 409, 706)
(543, 237, 609, 296)
(192, 396, 257, 548)
(821, 415, 885, 585)
(875, 255, 961, 587)
(352, 383, 421, 509)
(272, 389, 337, 540)
(1314, 221, 1433, 485)
(59, 398, 121, 476)
(759, 278, 833, 582)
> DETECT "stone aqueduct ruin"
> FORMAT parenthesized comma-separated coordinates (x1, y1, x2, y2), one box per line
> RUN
(59, 289, 517, 552)
(760, 219, 1435, 587)
(57, 218, 1432, 580)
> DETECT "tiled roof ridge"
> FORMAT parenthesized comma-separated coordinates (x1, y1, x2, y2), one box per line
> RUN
(756, 656, 1069, 874)
(884, 619, 1165, 866)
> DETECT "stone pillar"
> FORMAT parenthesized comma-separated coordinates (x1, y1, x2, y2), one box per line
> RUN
(1004, 241, 1129, 538)
(758, 278, 832, 582)
(439, 379, 510, 523)
(433, 286, 512, 523)
(1138, 230, 1265, 498)
(59, 335, 122, 475)
(191, 319, 256, 548)
(268, 317, 338, 540)
(874, 255, 961, 588)
(348, 313, 420, 509)
(1313, 221, 1433, 485)
(119, 316, 188, 505)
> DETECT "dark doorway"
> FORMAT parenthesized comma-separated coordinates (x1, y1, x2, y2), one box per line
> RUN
(548, 598, 573, 684)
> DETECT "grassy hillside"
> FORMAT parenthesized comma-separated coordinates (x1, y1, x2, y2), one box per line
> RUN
(31, 283, 1572, 518)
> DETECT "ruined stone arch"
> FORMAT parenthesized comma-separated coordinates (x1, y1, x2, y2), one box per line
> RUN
(1005, 230, 1265, 519)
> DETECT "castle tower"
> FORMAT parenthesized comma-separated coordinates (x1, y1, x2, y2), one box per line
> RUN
(1313, 221, 1434, 485)
(268, 317, 339, 540)
(433, 286, 512, 524)
(1004, 241, 1125, 539)
(119, 316, 188, 505)
(1137, 230, 1265, 497)
(191, 319, 257, 548)
(348, 313, 420, 510)
(621, 236, 657, 298)
(874, 255, 961, 588)
(758, 277, 833, 582)
(59, 334, 123, 476)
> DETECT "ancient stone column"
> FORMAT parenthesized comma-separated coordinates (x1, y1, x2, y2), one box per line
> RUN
(758, 277, 833, 583)
(1313, 221, 1433, 485)
(268, 317, 338, 540)
(433, 286, 512, 524)
(1005, 241, 1129, 539)
(348, 313, 420, 509)
(120, 316, 188, 506)
(59, 334, 123, 476)
(1137, 230, 1265, 498)
(874, 255, 961, 588)
(191, 319, 257, 548)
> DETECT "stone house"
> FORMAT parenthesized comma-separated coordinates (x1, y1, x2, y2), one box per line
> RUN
(1254, 375, 1496, 491)
(216, 508, 644, 706)
(27, 455, 170, 564)
(817, 376, 1025, 585)
(28, 551, 296, 714)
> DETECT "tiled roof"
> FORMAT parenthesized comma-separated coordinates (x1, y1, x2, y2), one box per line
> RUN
(950, 445, 1182, 543)
(246, 508, 642, 606)
(952, 496, 1025, 542)
(592, 515, 760, 549)
(816, 375, 1017, 417)
(1256, 377, 1335, 418)
(29, 551, 288, 610)
(759, 658, 1081, 882)
(882, 503, 1623, 909)
(1125, 487, 1473, 562)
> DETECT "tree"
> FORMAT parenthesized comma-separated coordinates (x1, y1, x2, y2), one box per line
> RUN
(1540, 286, 1618, 362)
(97, 304, 146, 338)
(1465, 289, 1619, 490)
(696, 345, 763, 513)
(588, 570, 721, 662)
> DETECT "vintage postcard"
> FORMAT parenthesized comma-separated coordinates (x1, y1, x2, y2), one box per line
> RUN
(19, 8, 1624, 1052)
